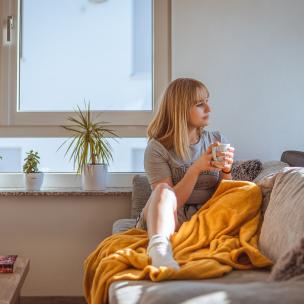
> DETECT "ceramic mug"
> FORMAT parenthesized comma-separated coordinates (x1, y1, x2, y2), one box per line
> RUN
(212, 143, 230, 163)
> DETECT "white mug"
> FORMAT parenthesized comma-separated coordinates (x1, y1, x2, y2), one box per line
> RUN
(212, 143, 230, 163)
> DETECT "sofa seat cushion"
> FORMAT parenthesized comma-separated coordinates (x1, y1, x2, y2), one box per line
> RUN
(112, 219, 137, 234)
(109, 270, 304, 304)
(109, 269, 269, 303)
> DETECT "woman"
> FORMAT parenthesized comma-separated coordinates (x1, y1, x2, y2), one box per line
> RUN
(135, 78, 235, 269)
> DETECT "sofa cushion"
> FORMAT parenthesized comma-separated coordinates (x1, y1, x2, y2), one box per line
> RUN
(131, 175, 151, 219)
(253, 161, 289, 218)
(268, 235, 304, 281)
(112, 219, 137, 234)
(231, 159, 263, 181)
(253, 161, 289, 183)
(109, 270, 269, 304)
(109, 270, 304, 304)
(259, 167, 304, 262)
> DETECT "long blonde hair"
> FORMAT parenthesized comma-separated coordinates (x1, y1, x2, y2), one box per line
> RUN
(147, 78, 209, 161)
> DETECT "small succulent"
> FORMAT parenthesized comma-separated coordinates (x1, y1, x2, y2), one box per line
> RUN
(23, 150, 40, 173)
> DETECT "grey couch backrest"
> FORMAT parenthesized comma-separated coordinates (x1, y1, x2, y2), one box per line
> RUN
(130, 151, 304, 220)
(131, 175, 151, 219)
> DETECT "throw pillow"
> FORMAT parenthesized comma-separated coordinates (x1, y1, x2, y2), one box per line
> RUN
(268, 235, 304, 281)
(259, 167, 304, 262)
(231, 159, 263, 181)
(253, 161, 289, 219)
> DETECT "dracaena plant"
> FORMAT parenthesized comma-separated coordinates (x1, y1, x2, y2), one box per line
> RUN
(59, 102, 118, 174)
(23, 150, 40, 173)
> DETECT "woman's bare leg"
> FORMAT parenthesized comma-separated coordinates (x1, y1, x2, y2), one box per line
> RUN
(143, 183, 180, 269)
(143, 183, 178, 238)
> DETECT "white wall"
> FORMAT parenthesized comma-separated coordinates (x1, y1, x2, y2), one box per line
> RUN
(172, 0, 304, 161)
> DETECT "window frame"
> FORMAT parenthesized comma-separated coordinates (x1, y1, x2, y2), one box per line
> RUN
(0, 0, 171, 138)
(0, 0, 171, 185)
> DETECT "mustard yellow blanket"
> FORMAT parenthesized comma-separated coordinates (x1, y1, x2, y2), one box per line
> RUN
(83, 180, 272, 304)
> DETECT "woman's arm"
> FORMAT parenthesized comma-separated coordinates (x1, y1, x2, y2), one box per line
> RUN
(174, 144, 234, 206)
(151, 165, 201, 209)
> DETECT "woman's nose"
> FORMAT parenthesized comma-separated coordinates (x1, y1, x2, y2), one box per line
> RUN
(205, 104, 211, 113)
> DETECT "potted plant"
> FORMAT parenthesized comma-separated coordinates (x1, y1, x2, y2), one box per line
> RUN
(59, 103, 118, 191)
(23, 150, 44, 191)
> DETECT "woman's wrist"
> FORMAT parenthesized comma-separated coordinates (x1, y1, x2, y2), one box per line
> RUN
(221, 166, 232, 174)
(190, 164, 202, 177)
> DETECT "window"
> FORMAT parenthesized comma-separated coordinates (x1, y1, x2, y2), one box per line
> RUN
(0, 0, 170, 128)
(0, 0, 170, 184)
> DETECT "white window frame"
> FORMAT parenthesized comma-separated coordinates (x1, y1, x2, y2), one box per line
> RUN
(0, 0, 171, 187)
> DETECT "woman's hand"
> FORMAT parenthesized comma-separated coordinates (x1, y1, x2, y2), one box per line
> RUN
(192, 142, 225, 173)
(222, 145, 235, 171)
(192, 142, 232, 173)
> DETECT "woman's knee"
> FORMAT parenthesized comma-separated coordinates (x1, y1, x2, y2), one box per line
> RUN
(154, 182, 174, 193)
(143, 183, 177, 219)
(152, 183, 177, 207)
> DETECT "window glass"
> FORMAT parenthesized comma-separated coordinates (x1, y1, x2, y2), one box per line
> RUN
(0, 137, 147, 172)
(19, 0, 153, 111)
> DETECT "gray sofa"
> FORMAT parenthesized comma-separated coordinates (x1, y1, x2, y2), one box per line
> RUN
(109, 151, 304, 304)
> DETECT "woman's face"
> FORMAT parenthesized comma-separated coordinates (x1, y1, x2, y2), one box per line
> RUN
(188, 90, 211, 128)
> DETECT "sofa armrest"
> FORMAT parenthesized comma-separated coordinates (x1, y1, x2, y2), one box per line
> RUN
(281, 150, 304, 167)
(112, 219, 137, 234)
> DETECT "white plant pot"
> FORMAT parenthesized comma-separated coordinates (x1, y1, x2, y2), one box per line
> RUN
(82, 164, 108, 191)
(24, 173, 44, 191)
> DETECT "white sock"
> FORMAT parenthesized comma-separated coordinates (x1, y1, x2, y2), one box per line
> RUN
(147, 234, 180, 270)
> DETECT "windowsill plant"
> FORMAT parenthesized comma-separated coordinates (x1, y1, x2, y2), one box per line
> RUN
(23, 150, 43, 191)
(59, 102, 118, 191)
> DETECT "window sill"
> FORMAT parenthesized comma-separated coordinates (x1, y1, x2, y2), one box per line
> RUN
(0, 172, 142, 188)
(0, 187, 132, 196)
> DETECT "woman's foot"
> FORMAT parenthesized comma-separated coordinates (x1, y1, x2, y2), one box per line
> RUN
(147, 234, 180, 270)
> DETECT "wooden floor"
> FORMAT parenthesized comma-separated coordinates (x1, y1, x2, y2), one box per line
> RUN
(21, 297, 86, 304)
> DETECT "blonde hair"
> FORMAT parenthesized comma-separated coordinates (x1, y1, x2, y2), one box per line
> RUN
(147, 78, 210, 161)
